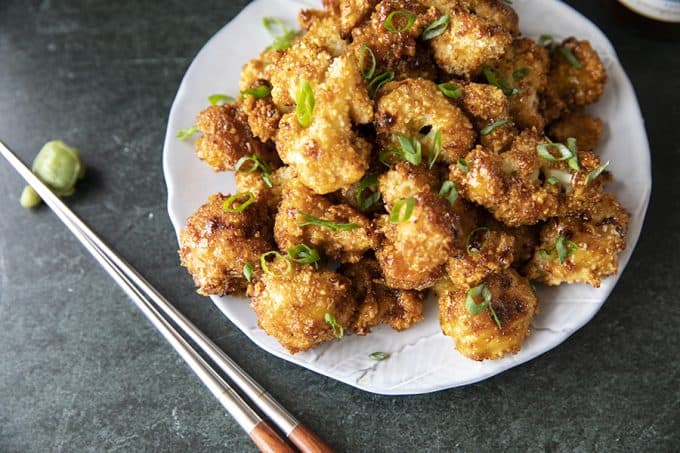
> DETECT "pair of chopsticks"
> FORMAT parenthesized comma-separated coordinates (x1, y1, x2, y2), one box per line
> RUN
(0, 140, 332, 453)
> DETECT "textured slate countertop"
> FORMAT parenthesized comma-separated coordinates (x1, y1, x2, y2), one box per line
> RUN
(1, 1, 678, 451)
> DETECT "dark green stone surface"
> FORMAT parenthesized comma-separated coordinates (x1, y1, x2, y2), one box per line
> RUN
(0, 1, 678, 451)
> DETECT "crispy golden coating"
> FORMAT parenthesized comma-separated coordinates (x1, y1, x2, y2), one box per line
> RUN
(342, 259, 425, 334)
(458, 0, 519, 35)
(458, 81, 516, 152)
(524, 193, 629, 287)
(240, 94, 282, 143)
(548, 38, 607, 109)
(239, 48, 283, 92)
(447, 227, 515, 287)
(194, 104, 277, 172)
(250, 263, 357, 353)
(323, 0, 379, 36)
(375, 78, 476, 164)
(274, 184, 374, 263)
(375, 164, 460, 289)
(548, 111, 604, 152)
(495, 38, 550, 130)
(179, 193, 273, 296)
(436, 269, 539, 361)
(235, 165, 299, 213)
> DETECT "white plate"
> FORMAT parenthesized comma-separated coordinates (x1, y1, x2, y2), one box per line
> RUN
(163, 0, 651, 395)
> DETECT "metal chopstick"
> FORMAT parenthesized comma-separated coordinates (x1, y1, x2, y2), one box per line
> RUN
(0, 140, 330, 452)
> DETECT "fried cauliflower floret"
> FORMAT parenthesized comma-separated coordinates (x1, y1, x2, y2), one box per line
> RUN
(250, 263, 357, 353)
(323, 0, 379, 36)
(274, 184, 374, 263)
(341, 259, 425, 335)
(457, 0, 519, 35)
(194, 104, 277, 172)
(457, 81, 516, 153)
(179, 193, 273, 296)
(494, 38, 550, 130)
(375, 78, 476, 164)
(375, 164, 460, 289)
(524, 193, 629, 287)
(548, 38, 607, 109)
(276, 53, 373, 194)
(239, 48, 283, 92)
(235, 165, 298, 213)
(240, 92, 282, 143)
(427, 5, 511, 77)
(447, 226, 515, 287)
(435, 269, 539, 360)
(548, 112, 604, 152)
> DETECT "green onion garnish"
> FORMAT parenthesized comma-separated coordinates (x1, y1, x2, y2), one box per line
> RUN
(539, 34, 555, 48)
(566, 137, 580, 171)
(208, 94, 234, 106)
(465, 284, 501, 328)
(177, 125, 199, 141)
(263, 17, 296, 50)
(421, 14, 450, 40)
(355, 174, 381, 211)
(437, 82, 462, 99)
(390, 197, 415, 224)
(585, 161, 610, 184)
(439, 180, 458, 204)
(240, 85, 271, 99)
(457, 158, 469, 173)
(368, 71, 395, 98)
(555, 234, 578, 264)
(369, 352, 390, 361)
(536, 143, 574, 161)
(295, 79, 315, 127)
(359, 44, 377, 80)
(559, 46, 582, 69)
(298, 212, 358, 231)
(384, 10, 417, 33)
(466, 227, 489, 255)
(394, 134, 423, 165)
(243, 262, 254, 282)
(222, 191, 256, 213)
(287, 244, 321, 266)
(546, 176, 560, 185)
(324, 313, 344, 338)
(512, 68, 529, 80)
(234, 154, 274, 188)
(483, 67, 519, 96)
(428, 129, 442, 169)
(480, 118, 509, 136)
(260, 251, 292, 277)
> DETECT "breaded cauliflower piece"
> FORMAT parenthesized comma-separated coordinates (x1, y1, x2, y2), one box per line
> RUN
(274, 184, 374, 263)
(323, 0, 379, 36)
(239, 48, 283, 92)
(457, 81, 516, 153)
(375, 78, 476, 164)
(235, 165, 298, 213)
(524, 193, 629, 287)
(179, 193, 273, 296)
(447, 226, 515, 287)
(194, 104, 278, 172)
(276, 52, 373, 194)
(436, 269, 539, 361)
(341, 259, 425, 335)
(458, 0, 519, 35)
(548, 37, 607, 109)
(375, 163, 461, 289)
(548, 111, 604, 152)
(239, 92, 282, 143)
(494, 38, 550, 130)
(250, 263, 357, 353)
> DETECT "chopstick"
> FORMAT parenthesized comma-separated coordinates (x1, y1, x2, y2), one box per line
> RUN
(0, 140, 333, 453)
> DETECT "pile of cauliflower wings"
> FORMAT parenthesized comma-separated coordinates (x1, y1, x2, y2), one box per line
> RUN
(179, 0, 629, 361)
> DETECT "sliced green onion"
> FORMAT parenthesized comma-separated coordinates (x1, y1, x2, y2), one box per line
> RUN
(480, 118, 509, 136)
(536, 143, 573, 161)
(421, 14, 450, 40)
(437, 82, 462, 99)
(260, 251, 292, 277)
(368, 71, 395, 98)
(457, 158, 469, 173)
(439, 180, 458, 204)
(466, 227, 490, 255)
(359, 44, 377, 80)
(428, 129, 442, 169)
(555, 234, 578, 264)
(395, 134, 422, 165)
(483, 67, 519, 96)
(566, 137, 580, 171)
(240, 85, 271, 99)
(539, 34, 555, 48)
(177, 125, 198, 141)
(546, 176, 560, 185)
(324, 313, 344, 338)
(369, 352, 390, 361)
(208, 94, 234, 106)
(243, 262, 254, 282)
(263, 17, 296, 50)
(234, 154, 273, 188)
(295, 79, 315, 127)
(390, 197, 415, 224)
(539, 248, 551, 260)
(299, 212, 358, 231)
(355, 174, 381, 211)
(223, 191, 256, 213)
(585, 161, 610, 184)
(559, 46, 582, 69)
(512, 68, 529, 80)
(384, 10, 417, 33)
(287, 243, 321, 267)
(465, 283, 501, 328)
